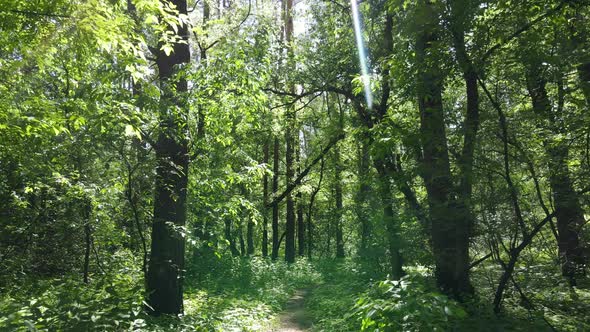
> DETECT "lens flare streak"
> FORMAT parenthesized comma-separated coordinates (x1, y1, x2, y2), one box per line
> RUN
(350, 0, 372, 109)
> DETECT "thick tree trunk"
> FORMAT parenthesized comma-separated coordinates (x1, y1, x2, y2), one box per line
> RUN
(283, 0, 296, 264)
(271, 137, 280, 260)
(262, 142, 270, 257)
(526, 70, 586, 283)
(548, 145, 586, 283)
(146, 0, 190, 315)
(415, 0, 471, 298)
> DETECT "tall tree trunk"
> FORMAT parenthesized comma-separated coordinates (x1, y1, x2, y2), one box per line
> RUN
(83, 200, 92, 284)
(239, 225, 246, 256)
(333, 95, 346, 259)
(272, 137, 280, 260)
(374, 160, 404, 280)
(334, 146, 345, 258)
(297, 144, 305, 257)
(241, 184, 254, 256)
(356, 137, 371, 256)
(449, 4, 480, 268)
(307, 158, 324, 260)
(285, 128, 296, 263)
(283, 0, 296, 263)
(247, 219, 254, 256)
(415, 0, 471, 298)
(526, 68, 586, 284)
(225, 219, 240, 257)
(262, 141, 270, 257)
(579, 62, 590, 107)
(146, 0, 190, 315)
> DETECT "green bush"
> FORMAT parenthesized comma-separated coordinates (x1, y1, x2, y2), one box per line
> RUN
(0, 271, 145, 331)
(353, 276, 467, 332)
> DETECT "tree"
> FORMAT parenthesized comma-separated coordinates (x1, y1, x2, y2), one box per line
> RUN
(146, 0, 191, 315)
(415, 0, 472, 297)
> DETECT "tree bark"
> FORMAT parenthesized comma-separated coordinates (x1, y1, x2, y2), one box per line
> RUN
(83, 201, 92, 284)
(271, 137, 280, 261)
(146, 0, 190, 315)
(579, 62, 590, 109)
(526, 68, 586, 283)
(334, 145, 345, 258)
(307, 158, 324, 260)
(296, 144, 305, 257)
(225, 219, 240, 257)
(239, 225, 246, 256)
(247, 218, 254, 256)
(283, 0, 296, 264)
(415, 0, 472, 298)
(262, 141, 270, 258)
(356, 137, 371, 256)
(449, 4, 480, 260)
(266, 133, 345, 208)
(374, 160, 404, 280)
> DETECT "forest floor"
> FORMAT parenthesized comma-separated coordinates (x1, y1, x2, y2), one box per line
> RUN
(2, 257, 589, 331)
(275, 288, 314, 331)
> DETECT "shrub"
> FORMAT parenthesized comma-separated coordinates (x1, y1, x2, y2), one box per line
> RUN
(353, 276, 467, 331)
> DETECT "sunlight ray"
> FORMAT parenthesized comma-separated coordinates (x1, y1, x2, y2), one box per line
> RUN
(350, 0, 372, 109)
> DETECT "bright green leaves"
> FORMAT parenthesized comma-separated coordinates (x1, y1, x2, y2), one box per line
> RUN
(124, 124, 142, 140)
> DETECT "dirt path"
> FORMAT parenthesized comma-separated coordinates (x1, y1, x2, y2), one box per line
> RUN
(274, 288, 314, 332)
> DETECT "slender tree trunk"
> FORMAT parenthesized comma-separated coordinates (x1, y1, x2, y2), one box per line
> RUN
(374, 160, 404, 280)
(272, 137, 280, 260)
(247, 220, 254, 256)
(262, 142, 270, 257)
(356, 139, 371, 255)
(297, 197, 305, 256)
(334, 146, 345, 258)
(415, 0, 471, 298)
(239, 225, 246, 256)
(449, 11, 479, 265)
(225, 219, 240, 257)
(83, 201, 91, 284)
(307, 158, 324, 260)
(297, 144, 305, 256)
(333, 95, 345, 259)
(579, 62, 590, 107)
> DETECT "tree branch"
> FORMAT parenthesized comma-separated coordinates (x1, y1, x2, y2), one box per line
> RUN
(266, 133, 345, 208)
(481, 0, 569, 63)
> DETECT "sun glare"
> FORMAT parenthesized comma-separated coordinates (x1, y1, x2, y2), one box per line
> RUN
(350, 0, 372, 110)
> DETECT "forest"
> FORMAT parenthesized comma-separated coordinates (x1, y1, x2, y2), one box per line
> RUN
(1, 0, 589, 330)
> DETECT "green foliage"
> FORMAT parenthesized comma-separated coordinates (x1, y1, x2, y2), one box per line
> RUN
(0, 265, 145, 331)
(354, 276, 467, 332)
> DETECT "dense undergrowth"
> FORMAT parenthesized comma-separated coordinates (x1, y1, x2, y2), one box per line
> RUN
(2, 253, 589, 331)
(0, 250, 321, 331)
(306, 260, 590, 332)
